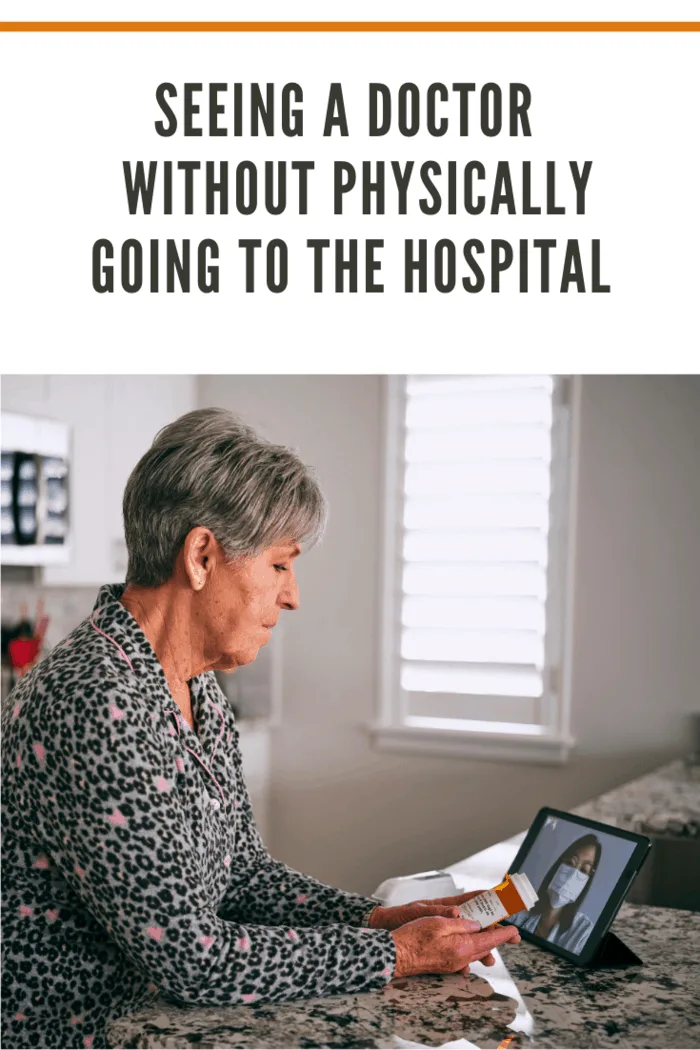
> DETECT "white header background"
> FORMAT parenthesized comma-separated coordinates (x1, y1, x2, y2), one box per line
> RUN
(4, 2, 700, 22)
(1, 20, 698, 372)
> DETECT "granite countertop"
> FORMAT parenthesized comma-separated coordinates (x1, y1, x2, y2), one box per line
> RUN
(108, 757, 700, 1049)
(572, 756, 700, 837)
(108, 904, 700, 1049)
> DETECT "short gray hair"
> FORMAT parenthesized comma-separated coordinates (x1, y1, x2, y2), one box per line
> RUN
(123, 407, 327, 587)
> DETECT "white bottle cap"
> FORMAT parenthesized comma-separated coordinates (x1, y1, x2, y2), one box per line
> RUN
(510, 872, 538, 911)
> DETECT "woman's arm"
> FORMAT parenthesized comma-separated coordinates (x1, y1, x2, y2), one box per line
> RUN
(217, 725, 378, 928)
(219, 849, 378, 928)
(15, 681, 395, 1007)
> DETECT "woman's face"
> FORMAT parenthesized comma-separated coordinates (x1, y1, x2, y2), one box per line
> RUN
(203, 538, 300, 671)
(565, 843, 598, 877)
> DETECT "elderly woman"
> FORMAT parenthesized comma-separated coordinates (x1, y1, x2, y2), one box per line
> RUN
(2, 408, 519, 1049)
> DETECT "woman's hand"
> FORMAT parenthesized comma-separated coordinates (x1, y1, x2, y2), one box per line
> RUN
(391, 916, 521, 978)
(367, 890, 488, 932)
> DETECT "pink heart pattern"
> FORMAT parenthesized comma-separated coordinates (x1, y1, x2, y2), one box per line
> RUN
(5, 606, 408, 1043)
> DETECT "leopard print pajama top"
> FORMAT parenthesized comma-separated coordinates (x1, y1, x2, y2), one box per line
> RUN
(1, 584, 395, 1049)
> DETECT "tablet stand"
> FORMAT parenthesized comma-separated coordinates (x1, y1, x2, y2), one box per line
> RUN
(583, 930, 643, 969)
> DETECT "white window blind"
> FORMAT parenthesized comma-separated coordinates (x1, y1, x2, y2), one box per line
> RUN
(374, 374, 575, 762)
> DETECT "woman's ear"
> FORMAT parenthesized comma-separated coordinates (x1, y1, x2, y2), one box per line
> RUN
(182, 527, 219, 591)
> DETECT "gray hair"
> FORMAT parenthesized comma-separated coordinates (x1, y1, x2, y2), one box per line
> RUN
(123, 407, 327, 587)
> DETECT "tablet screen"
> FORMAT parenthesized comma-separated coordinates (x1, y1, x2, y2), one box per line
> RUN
(506, 813, 638, 957)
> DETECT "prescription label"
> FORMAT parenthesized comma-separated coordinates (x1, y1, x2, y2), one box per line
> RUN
(458, 889, 509, 929)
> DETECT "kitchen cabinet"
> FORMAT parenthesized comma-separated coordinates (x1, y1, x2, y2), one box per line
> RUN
(1, 410, 72, 565)
(43, 376, 110, 584)
(1, 376, 49, 417)
(1, 375, 196, 585)
(237, 721, 271, 843)
(103, 376, 196, 581)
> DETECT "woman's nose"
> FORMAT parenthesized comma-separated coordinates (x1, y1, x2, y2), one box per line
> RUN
(279, 571, 300, 611)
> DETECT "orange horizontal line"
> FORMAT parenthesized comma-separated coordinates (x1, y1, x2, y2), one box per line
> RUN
(0, 21, 699, 33)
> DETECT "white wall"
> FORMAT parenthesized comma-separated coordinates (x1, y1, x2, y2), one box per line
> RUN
(198, 375, 700, 896)
(569, 377, 700, 754)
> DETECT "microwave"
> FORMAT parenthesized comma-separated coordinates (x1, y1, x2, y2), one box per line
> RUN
(1, 412, 71, 566)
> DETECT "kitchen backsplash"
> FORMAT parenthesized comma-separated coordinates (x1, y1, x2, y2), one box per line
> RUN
(1, 567, 277, 721)
(2, 570, 98, 651)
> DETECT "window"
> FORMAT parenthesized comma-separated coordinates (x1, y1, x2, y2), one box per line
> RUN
(373, 375, 577, 764)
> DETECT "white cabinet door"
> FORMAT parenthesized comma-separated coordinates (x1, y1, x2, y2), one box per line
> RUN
(237, 723, 271, 844)
(104, 376, 196, 580)
(1, 376, 50, 417)
(43, 376, 110, 586)
(42, 376, 195, 586)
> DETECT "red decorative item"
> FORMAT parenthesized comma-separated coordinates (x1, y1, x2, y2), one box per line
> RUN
(8, 636, 41, 672)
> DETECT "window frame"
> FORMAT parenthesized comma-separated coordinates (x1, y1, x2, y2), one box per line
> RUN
(371, 374, 579, 765)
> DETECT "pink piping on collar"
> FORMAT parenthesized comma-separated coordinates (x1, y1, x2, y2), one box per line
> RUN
(90, 609, 227, 802)
(170, 710, 227, 808)
(92, 614, 228, 809)
(183, 745, 227, 807)
(89, 616, 134, 673)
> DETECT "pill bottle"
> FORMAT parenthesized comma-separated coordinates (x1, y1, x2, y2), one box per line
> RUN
(458, 872, 538, 929)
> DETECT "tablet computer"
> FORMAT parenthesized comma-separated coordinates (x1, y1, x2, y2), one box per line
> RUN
(501, 807, 651, 966)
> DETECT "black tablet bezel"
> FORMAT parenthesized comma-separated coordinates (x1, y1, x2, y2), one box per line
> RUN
(502, 807, 651, 966)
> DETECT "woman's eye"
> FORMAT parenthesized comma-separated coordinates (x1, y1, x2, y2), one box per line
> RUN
(274, 564, 288, 572)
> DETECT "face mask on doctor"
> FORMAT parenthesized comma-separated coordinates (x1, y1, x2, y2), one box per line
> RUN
(547, 862, 590, 908)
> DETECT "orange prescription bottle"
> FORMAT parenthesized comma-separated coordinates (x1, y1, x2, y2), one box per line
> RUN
(458, 872, 538, 929)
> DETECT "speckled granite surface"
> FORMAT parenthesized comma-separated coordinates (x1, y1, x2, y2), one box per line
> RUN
(108, 965, 526, 1049)
(108, 758, 700, 1049)
(108, 904, 700, 1049)
(505, 903, 700, 1049)
(573, 756, 700, 837)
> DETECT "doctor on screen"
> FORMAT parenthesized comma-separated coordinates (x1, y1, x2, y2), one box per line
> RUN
(510, 833, 602, 954)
